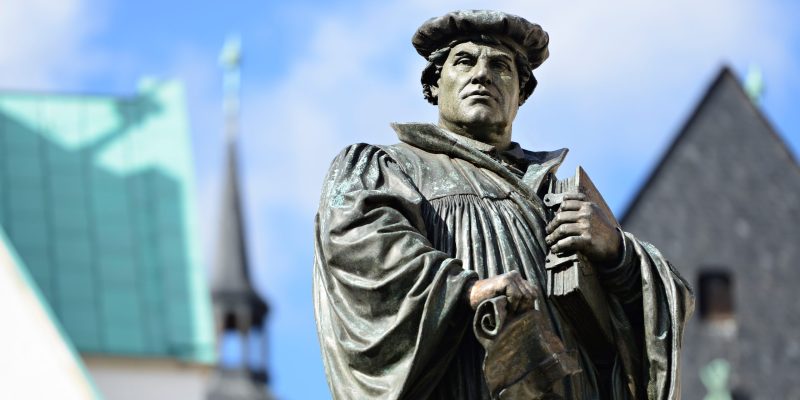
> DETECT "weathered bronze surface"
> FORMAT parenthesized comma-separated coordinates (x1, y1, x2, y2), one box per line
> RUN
(543, 167, 617, 363)
(313, 10, 694, 399)
(474, 296, 581, 399)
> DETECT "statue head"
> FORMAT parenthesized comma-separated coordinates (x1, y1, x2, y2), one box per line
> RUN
(413, 10, 549, 148)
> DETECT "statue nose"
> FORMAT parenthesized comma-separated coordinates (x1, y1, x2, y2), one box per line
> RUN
(471, 61, 492, 85)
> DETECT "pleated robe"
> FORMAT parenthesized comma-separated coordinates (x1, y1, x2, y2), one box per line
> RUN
(313, 123, 694, 399)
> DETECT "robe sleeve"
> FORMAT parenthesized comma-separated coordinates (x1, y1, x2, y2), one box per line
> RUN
(598, 229, 643, 304)
(313, 144, 478, 400)
(606, 232, 695, 399)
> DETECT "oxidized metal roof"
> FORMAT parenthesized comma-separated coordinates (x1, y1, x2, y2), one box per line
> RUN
(0, 79, 214, 363)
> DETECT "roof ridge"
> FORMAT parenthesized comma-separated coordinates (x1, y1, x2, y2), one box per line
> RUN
(620, 65, 799, 224)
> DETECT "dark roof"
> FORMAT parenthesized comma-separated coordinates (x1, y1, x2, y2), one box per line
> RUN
(620, 66, 799, 224)
(618, 65, 800, 399)
(210, 140, 268, 321)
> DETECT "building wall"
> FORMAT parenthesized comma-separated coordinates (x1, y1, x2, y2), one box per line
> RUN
(84, 355, 211, 400)
(0, 227, 99, 400)
(623, 71, 800, 399)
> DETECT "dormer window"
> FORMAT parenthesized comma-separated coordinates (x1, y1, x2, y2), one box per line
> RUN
(698, 269, 734, 321)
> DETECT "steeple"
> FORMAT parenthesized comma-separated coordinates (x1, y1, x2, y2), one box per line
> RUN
(207, 35, 273, 400)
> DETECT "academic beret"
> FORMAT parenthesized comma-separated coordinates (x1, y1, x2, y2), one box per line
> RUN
(412, 10, 549, 69)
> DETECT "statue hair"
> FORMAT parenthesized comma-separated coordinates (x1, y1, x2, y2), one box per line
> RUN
(421, 34, 537, 106)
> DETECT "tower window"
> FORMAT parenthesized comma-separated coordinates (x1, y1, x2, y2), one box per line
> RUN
(698, 269, 734, 321)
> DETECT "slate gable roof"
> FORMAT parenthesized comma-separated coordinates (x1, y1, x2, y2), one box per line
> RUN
(621, 66, 800, 398)
(621, 66, 799, 225)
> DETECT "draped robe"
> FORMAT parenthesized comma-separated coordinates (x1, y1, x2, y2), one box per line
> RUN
(313, 123, 694, 399)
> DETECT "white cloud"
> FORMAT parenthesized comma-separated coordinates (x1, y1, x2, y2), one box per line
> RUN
(240, 0, 795, 212)
(165, 46, 227, 276)
(239, 4, 434, 213)
(232, 0, 798, 291)
(504, 0, 794, 208)
(0, 0, 103, 90)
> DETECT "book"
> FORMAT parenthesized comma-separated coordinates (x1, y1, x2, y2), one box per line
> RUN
(543, 166, 616, 361)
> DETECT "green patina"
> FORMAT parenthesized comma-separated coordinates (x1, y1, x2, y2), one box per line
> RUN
(0, 79, 214, 364)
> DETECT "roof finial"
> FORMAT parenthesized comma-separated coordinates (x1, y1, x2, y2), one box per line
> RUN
(744, 64, 765, 105)
(220, 34, 242, 143)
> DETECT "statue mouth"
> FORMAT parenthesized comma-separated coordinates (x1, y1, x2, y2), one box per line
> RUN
(463, 89, 495, 102)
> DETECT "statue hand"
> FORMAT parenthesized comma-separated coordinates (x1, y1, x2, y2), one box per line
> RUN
(544, 192, 623, 267)
(467, 271, 537, 314)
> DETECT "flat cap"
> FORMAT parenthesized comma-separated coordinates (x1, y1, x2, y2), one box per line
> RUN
(412, 10, 549, 69)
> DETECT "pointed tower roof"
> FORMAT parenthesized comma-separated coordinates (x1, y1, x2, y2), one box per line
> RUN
(210, 140, 268, 326)
(210, 34, 268, 327)
(621, 66, 798, 225)
(207, 36, 273, 400)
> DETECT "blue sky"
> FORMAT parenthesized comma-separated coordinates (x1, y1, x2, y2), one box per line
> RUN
(2, 1, 799, 399)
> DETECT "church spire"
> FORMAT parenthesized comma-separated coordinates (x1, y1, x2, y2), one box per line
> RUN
(211, 33, 266, 324)
(207, 34, 273, 400)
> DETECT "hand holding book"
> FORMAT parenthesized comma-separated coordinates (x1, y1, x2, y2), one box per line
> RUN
(544, 192, 623, 268)
(542, 166, 621, 362)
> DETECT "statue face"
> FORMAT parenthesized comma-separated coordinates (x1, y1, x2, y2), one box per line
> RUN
(434, 41, 520, 144)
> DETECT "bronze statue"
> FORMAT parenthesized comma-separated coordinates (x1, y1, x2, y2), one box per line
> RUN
(313, 10, 694, 399)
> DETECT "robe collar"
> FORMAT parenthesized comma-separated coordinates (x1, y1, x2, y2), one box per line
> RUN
(390, 122, 568, 195)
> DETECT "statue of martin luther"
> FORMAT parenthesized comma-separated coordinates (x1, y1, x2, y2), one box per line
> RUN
(313, 10, 694, 400)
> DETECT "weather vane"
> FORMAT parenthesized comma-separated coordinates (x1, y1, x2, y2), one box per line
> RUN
(220, 34, 242, 142)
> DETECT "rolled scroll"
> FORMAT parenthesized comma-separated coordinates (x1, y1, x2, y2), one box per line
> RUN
(473, 296, 581, 400)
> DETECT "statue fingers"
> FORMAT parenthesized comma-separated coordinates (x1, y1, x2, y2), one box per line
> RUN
(506, 270, 522, 279)
(505, 281, 525, 314)
(519, 293, 536, 312)
(545, 210, 584, 234)
(558, 193, 591, 212)
(517, 278, 536, 300)
(518, 280, 537, 312)
(560, 193, 586, 202)
(551, 233, 591, 254)
(557, 199, 586, 212)
(546, 222, 587, 247)
(505, 293, 519, 314)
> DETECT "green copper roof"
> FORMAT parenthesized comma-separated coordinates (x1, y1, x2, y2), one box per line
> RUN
(0, 79, 214, 363)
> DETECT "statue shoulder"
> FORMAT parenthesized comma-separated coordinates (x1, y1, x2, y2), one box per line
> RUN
(322, 143, 417, 194)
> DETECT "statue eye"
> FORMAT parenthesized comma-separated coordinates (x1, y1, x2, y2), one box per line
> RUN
(454, 57, 474, 66)
(491, 60, 510, 71)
